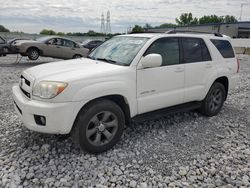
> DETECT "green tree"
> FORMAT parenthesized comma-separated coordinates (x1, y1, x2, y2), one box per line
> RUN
(40, 29, 56, 35)
(131, 25, 144, 33)
(223, 15, 237, 23)
(176, 13, 195, 26)
(57, 32, 65, 36)
(0, 25, 10, 32)
(144, 23, 153, 29)
(154, 23, 177, 28)
(198, 15, 224, 24)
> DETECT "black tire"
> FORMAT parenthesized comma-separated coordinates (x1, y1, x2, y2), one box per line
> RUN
(73, 54, 82, 59)
(200, 82, 226, 117)
(3, 47, 9, 54)
(71, 99, 125, 154)
(27, 48, 39, 60)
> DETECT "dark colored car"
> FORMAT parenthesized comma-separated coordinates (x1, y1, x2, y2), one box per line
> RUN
(0, 37, 31, 56)
(82, 40, 103, 51)
(0, 36, 7, 56)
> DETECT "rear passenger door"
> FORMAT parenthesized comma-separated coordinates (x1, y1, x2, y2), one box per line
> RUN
(59, 39, 75, 59)
(182, 37, 216, 102)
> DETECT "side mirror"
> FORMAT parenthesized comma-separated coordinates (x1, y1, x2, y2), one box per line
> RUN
(140, 54, 162, 68)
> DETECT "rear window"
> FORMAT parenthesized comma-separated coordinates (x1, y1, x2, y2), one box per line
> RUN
(210, 39, 235, 58)
(182, 37, 211, 63)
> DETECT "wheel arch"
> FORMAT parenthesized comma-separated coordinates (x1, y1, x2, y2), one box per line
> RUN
(71, 94, 131, 133)
(213, 76, 229, 100)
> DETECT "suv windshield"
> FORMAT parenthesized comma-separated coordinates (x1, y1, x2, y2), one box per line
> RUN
(88, 36, 148, 66)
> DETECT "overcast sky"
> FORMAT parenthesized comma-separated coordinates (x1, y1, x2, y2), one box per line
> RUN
(0, 0, 250, 34)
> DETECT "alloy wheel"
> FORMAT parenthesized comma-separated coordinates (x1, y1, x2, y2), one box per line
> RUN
(86, 111, 118, 146)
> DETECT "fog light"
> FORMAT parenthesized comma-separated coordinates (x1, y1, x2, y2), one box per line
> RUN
(34, 115, 46, 126)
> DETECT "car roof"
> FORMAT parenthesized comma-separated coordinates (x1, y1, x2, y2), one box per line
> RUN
(118, 33, 230, 41)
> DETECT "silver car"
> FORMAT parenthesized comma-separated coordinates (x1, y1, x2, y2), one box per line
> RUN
(14, 36, 89, 60)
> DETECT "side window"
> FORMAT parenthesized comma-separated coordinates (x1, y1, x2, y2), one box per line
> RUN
(62, 39, 74, 48)
(144, 38, 180, 66)
(182, 38, 203, 63)
(47, 38, 62, 46)
(201, 40, 212, 61)
(74, 42, 80, 48)
(210, 39, 235, 58)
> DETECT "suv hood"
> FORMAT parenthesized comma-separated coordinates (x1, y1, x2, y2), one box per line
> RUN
(25, 58, 128, 82)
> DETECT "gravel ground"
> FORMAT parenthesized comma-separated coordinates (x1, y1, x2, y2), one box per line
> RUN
(0, 55, 249, 188)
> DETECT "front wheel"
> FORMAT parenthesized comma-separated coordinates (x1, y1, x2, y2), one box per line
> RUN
(27, 48, 39, 60)
(71, 99, 125, 154)
(200, 82, 226, 117)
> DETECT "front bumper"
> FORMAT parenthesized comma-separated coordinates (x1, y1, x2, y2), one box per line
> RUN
(12, 85, 80, 134)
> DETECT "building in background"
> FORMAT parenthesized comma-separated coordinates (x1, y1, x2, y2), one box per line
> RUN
(146, 21, 250, 38)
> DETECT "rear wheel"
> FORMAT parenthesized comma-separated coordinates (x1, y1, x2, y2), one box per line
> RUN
(73, 54, 82, 59)
(27, 48, 39, 60)
(71, 99, 125, 154)
(3, 47, 9, 54)
(200, 82, 226, 117)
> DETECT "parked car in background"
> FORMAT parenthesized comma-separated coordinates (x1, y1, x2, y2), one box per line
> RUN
(13, 36, 89, 60)
(0, 36, 7, 56)
(81, 40, 103, 51)
(3, 38, 31, 55)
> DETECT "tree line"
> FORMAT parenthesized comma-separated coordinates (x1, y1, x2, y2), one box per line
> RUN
(132, 13, 238, 33)
(1, 13, 238, 35)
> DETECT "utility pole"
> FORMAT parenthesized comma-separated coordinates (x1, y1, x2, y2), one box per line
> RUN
(106, 11, 111, 34)
(100, 13, 105, 34)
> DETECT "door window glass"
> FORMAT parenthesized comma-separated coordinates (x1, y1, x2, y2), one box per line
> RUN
(182, 38, 202, 63)
(144, 38, 180, 66)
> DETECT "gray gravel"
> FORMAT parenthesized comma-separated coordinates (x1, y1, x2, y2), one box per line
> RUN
(0, 55, 250, 187)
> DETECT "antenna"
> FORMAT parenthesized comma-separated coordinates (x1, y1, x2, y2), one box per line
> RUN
(106, 11, 111, 34)
(101, 13, 105, 33)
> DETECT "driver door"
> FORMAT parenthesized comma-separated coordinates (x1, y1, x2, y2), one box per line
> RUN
(137, 37, 185, 114)
(44, 38, 62, 58)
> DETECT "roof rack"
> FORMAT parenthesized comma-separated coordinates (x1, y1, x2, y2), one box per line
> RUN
(165, 30, 223, 37)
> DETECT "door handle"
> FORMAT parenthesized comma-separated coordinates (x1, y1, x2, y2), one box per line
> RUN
(174, 67, 184, 72)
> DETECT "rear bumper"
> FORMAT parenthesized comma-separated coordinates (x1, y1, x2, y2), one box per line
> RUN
(12, 85, 80, 134)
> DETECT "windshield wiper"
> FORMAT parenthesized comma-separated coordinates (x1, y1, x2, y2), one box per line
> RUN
(87, 56, 126, 66)
(96, 58, 118, 64)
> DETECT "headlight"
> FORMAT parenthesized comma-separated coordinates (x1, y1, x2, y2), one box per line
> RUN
(33, 81, 68, 99)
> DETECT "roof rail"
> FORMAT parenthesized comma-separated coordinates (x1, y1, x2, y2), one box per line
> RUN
(165, 30, 223, 37)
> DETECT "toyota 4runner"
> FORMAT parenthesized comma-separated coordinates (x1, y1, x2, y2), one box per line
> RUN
(12, 32, 239, 153)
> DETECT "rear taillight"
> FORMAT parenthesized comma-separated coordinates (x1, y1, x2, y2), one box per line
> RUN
(237, 58, 240, 73)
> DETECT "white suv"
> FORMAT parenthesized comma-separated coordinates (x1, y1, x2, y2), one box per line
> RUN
(12, 33, 239, 153)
